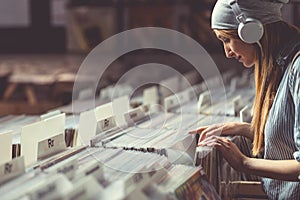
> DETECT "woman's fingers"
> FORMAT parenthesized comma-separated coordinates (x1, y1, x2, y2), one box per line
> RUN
(203, 126, 223, 137)
(189, 123, 224, 135)
(198, 135, 217, 146)
(188, 126, 208, 134)
(198, 135, 230, 148)
(198, 125, 224, 143)
(198, 136, 246, 171)
(189, 123, 228, 146)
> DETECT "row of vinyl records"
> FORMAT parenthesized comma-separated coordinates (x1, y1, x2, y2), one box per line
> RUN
(0, 69, 255, 199)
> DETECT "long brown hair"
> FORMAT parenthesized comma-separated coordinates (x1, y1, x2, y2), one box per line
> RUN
(215, 21, 300, 156)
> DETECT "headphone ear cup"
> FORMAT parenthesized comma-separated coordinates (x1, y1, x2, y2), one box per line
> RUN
(238, 18, 264, 44)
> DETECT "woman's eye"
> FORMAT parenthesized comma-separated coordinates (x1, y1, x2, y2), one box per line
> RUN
(223, 38, 230, 43)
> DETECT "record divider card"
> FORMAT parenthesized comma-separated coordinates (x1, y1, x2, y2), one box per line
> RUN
(21, 113, 66, 166)
(0, 156, 25, 185)
(0, 131, 13, 165)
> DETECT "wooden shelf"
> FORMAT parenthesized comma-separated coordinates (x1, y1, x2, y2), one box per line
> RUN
(0, 101, 62, 116)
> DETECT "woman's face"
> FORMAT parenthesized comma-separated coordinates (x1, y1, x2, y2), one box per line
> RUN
(214, 30, 257, 68)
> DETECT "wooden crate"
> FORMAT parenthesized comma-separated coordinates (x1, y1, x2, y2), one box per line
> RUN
(221, 181, 268, 200)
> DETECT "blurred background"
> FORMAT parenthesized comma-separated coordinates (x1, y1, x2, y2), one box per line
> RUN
(0, 0, 299, 115)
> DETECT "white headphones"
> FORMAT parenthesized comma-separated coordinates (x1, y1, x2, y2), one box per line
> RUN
(229, 0, 264, 44)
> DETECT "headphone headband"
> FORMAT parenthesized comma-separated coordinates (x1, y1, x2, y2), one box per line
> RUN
(228, 0, 264, 43)
(229, 0, 246, 23)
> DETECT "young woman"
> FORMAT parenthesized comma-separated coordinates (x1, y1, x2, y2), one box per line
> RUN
(190, 0, 300, 199)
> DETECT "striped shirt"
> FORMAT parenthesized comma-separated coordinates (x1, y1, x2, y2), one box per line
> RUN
(263, 55, 300, 199)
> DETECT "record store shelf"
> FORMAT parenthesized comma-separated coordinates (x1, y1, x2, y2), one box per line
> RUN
(0, 69, 267, 200)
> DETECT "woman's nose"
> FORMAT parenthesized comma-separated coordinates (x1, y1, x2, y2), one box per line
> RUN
(225, 48, 234, 58)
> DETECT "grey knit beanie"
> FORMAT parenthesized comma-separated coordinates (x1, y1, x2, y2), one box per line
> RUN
(211, 0, 288, 30)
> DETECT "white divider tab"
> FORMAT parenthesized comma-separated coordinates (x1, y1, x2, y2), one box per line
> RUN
(94, 102, 114, 134)
(73, 160, 104, 183)
(78, 88, 94, 100)
(65, 176, 103, 200)
(115, 84, 133, 98)
(42, 113, 65, 140)
(159, 76, 179, 98)
(230, 77, 238, 93)
(125, 107, 146, 126)
(164, 95, 179, 112)
(0, 131, 12, 165)
(102, 84, 133, 99)
(112, 96, 130, 128)
(232, 95, 242, 116)
(143, 86, 159, 106)
(94, 102, 113, 121)
(182, 89, 194, 103)
(100, 85, 113, 99)
(125, 167, 168, 200)
(21, 121, 44, 166)
(21, 114, 66, 166)
(37, 134, 66, 160)
(0, 156, 25, 185)
(98, 115, 117, 132)
(40, 110, 61, 121)
(29, 174, 72, 200)
(77, 109, 97, 146)
(197, 91, 210, 113)
(45, 156, 78, 180)
(240, 105, 252, 123)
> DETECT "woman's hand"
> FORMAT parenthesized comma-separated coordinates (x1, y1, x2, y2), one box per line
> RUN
(198, 133, 300, 181)
(199, 135, 247, 172)
(189, 122, 253, 145)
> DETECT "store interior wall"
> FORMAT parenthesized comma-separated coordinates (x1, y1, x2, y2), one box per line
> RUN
(0, 0, 299, 112)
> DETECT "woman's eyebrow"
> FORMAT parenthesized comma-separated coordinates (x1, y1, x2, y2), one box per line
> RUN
(217, 35, 224, 41)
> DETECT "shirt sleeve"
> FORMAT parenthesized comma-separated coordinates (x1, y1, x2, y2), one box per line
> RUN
(288, 56, 300, 162)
